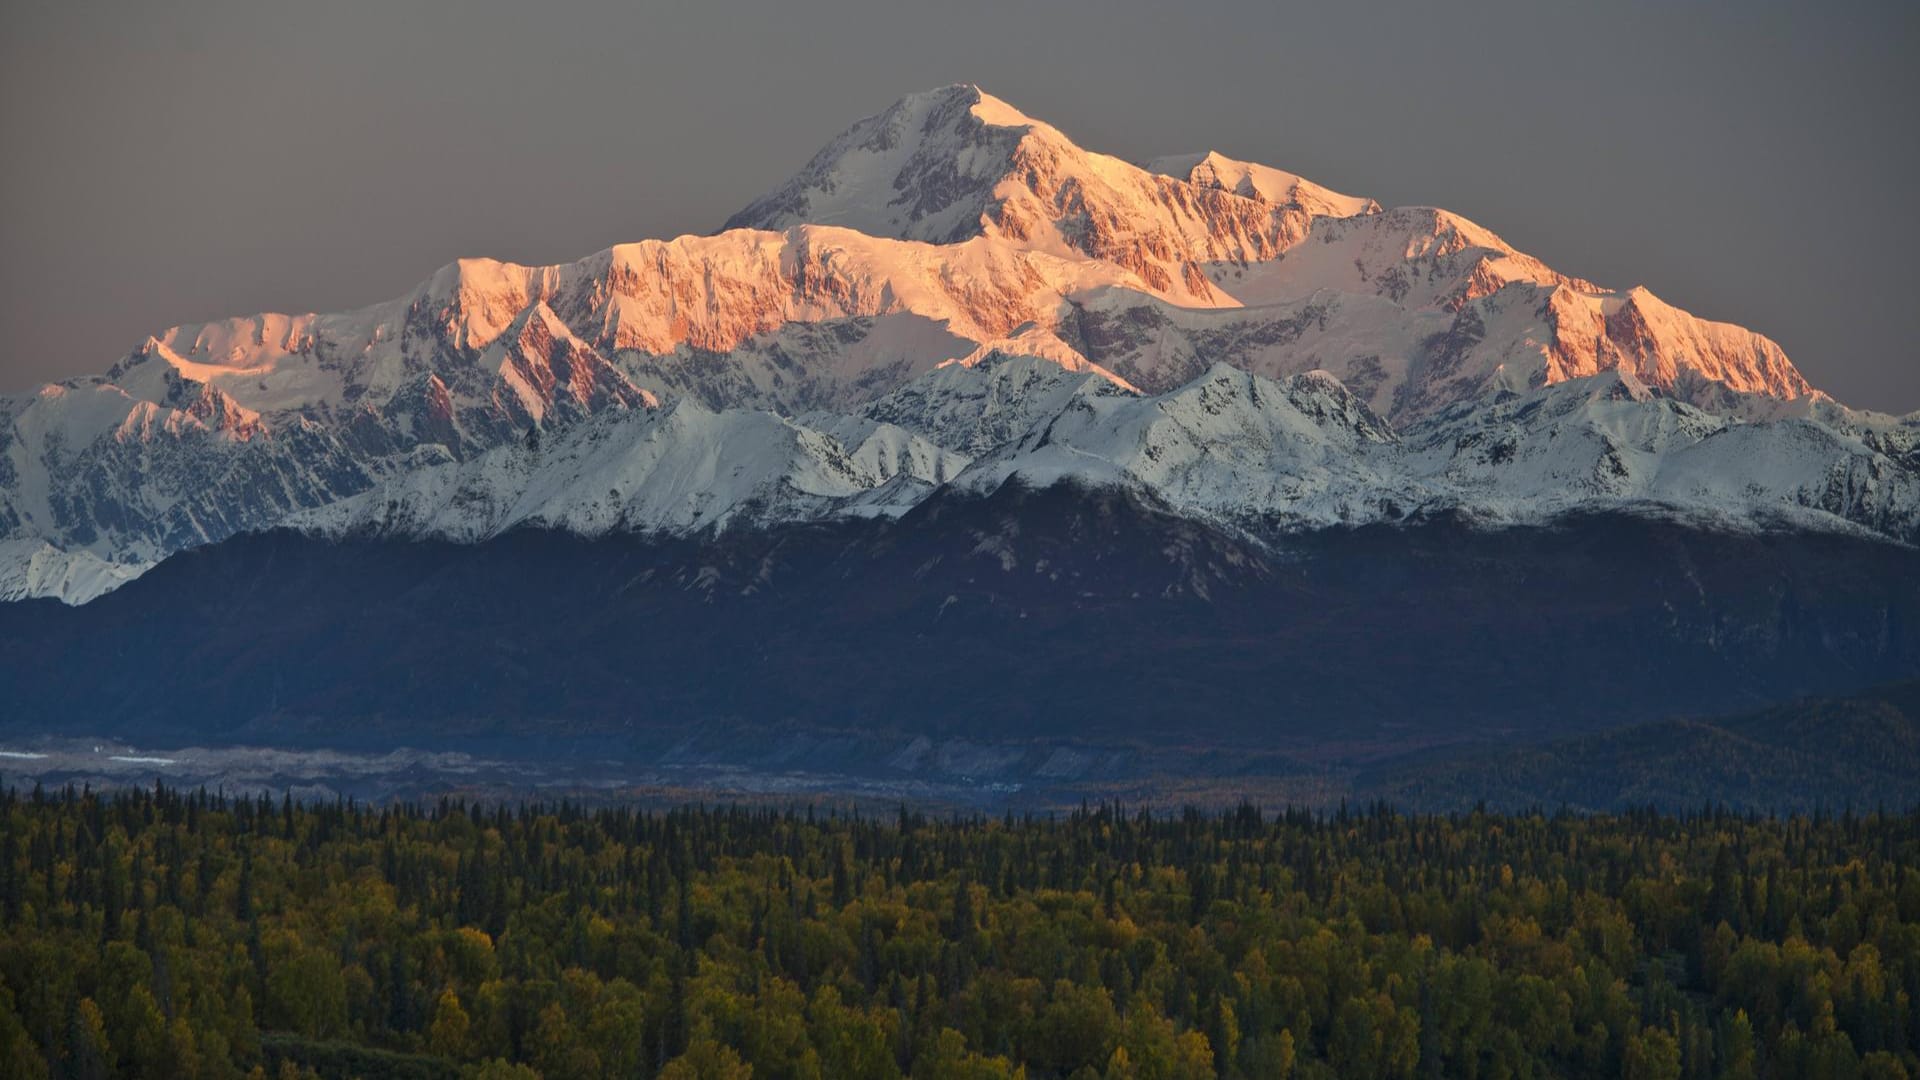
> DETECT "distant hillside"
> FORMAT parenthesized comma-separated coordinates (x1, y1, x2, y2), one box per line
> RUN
(1359, 682, 1920, 812)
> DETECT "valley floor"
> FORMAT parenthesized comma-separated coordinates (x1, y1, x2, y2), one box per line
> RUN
(6, 675, 1916, 815)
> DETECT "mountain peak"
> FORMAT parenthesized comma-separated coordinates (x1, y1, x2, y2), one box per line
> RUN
(1143, 150, 1378, 219)
(960, 85, 1042, 129)
(726, 86, 1383, 305)
(720, 84, 1038, 245)
(891, 84, 1039, 130)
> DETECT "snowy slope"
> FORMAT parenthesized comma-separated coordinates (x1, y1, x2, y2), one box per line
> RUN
(1401, 372, 1918, 535)
(727, 86, 1816, 421)
(312, 357, 1915, 556)
(1069, 214, 1813, 424)
(1144, 151, 1380, 219)
(295, 400, 965, 543)
(844, 352, 1137, 456)
(268, 358, 1920, 567)
(949, 364, 1413, 529)
(946, 365, 1919, 542)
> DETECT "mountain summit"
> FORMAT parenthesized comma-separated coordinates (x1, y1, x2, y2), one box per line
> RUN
(724, 83, 1373, 304)
(0, 86, 1908, 605)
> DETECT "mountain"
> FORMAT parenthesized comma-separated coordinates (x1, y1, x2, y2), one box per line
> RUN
(3, 85, 1889, 607)
(0, 72, 1913, 762)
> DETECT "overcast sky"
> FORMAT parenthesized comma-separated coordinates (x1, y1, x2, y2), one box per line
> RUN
(3, 0, 1916, 410)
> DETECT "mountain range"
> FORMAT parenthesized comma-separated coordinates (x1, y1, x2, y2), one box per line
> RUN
(3, 85, 1917, 789)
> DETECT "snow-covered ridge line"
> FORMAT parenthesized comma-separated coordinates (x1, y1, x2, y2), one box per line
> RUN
(295, 358, 1920, 558)
(938, 361, 1919, 543)
(0, 84, 1897, 603)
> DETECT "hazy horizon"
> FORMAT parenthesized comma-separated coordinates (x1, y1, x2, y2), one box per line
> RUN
(3, 0, 1916, 410)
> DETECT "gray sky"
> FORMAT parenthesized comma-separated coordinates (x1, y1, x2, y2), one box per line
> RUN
(4, 0, 1916, 411)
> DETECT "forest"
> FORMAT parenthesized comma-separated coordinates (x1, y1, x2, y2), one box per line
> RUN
(0, 783, 1917, 1079)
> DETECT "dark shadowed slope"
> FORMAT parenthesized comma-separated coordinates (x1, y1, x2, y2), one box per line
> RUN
(3, 482, 1916, 759)
(1360, 681, 1920, 812)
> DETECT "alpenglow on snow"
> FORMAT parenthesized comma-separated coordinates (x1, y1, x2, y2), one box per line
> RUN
(2, 84, 1915, 603)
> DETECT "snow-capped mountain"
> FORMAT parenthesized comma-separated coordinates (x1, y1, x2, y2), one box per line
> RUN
(880, 358, 1917, 543)
(298, 356, 1918, 558)
(297, 399, 962, 542)
(1, 84, 1911, 604)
